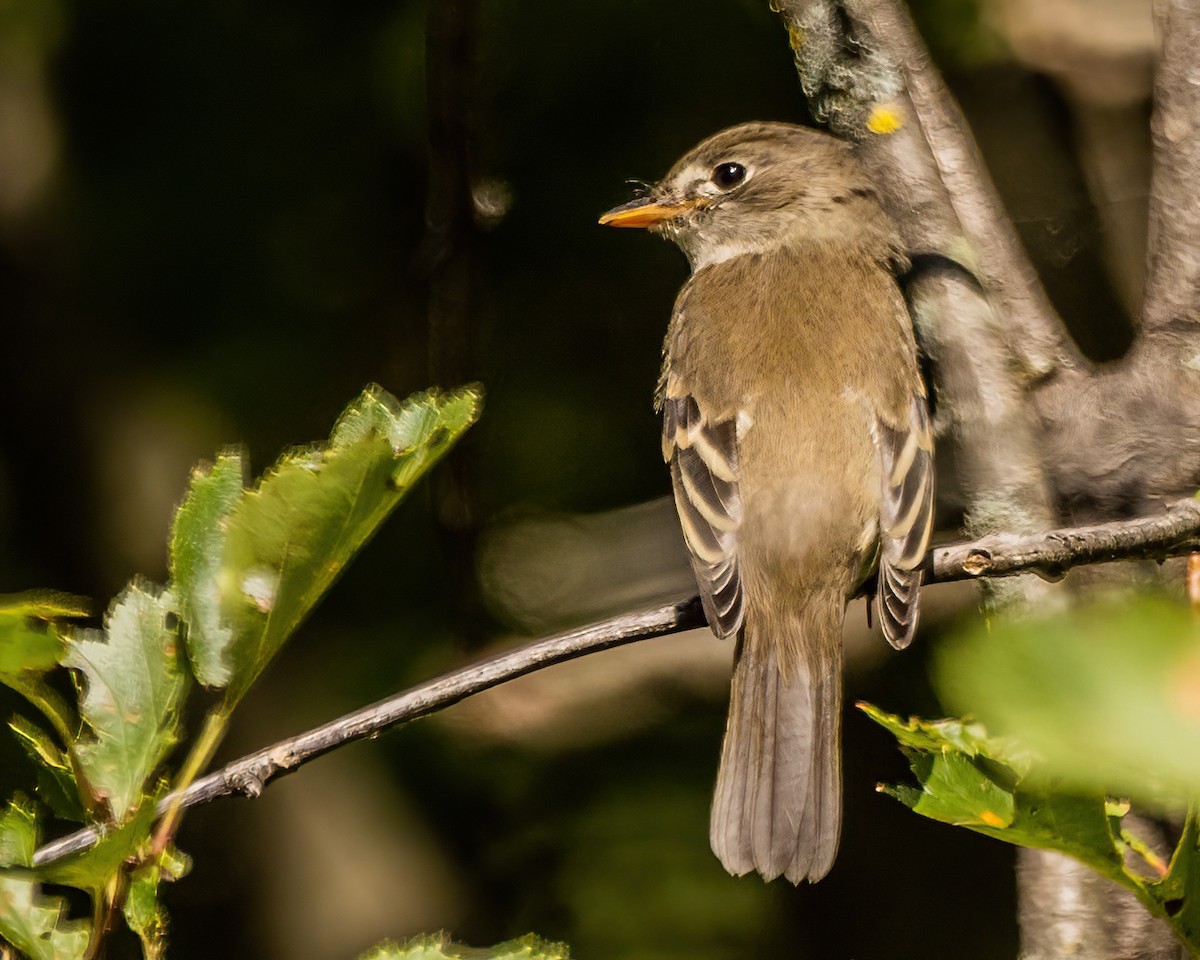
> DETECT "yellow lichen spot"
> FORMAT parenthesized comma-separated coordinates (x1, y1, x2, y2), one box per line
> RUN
(788, 24, 805, 52)
(867, 103, 904, 135)
(978, 809, 1006, 828)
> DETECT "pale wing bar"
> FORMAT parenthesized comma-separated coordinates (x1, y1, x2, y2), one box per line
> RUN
(876, 396, 934, 649)
(662, 395, 744, 639)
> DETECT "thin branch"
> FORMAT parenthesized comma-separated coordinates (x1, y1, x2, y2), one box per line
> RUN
(931, 497, 1200, 581)
(30, 499, 1200, 868)
(31, 598, 705, 867)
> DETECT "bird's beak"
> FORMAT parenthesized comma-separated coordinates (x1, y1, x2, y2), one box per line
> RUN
(598, 195, 697, 228)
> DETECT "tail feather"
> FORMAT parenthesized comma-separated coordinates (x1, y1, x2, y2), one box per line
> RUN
(710, 605, 843, 883)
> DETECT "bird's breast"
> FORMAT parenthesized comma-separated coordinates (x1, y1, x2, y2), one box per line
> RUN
(664, 246, 915, 579)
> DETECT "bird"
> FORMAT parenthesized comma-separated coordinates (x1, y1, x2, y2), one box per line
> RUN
(599, 121, 933, 883)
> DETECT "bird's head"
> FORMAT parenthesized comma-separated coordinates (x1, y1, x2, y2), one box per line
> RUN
(600, 121, 890, 270)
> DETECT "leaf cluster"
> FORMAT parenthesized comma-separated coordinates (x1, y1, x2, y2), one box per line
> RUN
(0, 384, 481, 959)
(866, 594, 1200, 953)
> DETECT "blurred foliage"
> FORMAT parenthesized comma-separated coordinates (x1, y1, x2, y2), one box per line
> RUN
(360, 933, 568, 960)
(910, 0, 1009, 67)
(937, 595, 1200, 807)
(868, 592, 1200, 951)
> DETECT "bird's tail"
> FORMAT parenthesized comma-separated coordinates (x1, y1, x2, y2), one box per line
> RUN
(709, 592, 844, 883)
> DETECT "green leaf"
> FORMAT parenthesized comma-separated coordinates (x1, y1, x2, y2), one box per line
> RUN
(360, 933, 569, 960)
(124, 864, 167, 960)
(215, 384, 481, 706)
(122, 846, 188, 960)
(0, 798, 90, 960)
(862, 704, 1123, 872)
(1147, 809, 1200, 945)
(934, 595, 1200, 808)
(65, 583, 188, 821)
(170, 452, 245, 688)
(8, 717, 84, 822)
(864, 704, 1200, 952)
(39, 794, 158, 895)
(0, 592, 87, 744)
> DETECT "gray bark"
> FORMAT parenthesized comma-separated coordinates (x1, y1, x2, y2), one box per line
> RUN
(772, 0, 1200, 954)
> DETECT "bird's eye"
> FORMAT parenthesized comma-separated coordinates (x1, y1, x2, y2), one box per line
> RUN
(712, 162, 746, 190)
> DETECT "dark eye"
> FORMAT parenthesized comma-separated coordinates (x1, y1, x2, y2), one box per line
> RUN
(712, 162, 746, 190)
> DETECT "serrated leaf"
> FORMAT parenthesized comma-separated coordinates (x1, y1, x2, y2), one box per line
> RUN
(65, 583, 188, 821)
(864, 703, 1200, 951)
(170, 452, 245, 688)
(360, 932, 570, 960)
(122, 844, 187, 960)
(935, 595, 1200, 807)
(215, 384, 481, 706)
(0, 798, 90, 960)
(862, 704, 1121, 869)
(9, 717, 84, 822)
(0, 593, 84, 744)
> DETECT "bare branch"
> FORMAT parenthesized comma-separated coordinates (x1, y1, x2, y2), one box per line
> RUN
(932, 497, 1200, 581)
(31, 500, 1200, 868)
(1142, 0, 1200, 338)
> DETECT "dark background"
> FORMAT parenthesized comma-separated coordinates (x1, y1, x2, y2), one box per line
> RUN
(0, 0, 1150, 956)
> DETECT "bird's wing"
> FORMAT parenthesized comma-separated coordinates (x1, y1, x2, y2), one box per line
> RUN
(662, 393, 744, 638)
(875, 394, 934, 649)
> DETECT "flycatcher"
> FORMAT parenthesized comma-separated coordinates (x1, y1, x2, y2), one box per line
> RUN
(600, 122, 933, 883)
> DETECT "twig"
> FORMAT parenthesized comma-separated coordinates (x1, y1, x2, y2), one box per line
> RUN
(931, 498, 1200, 581)
(30, 499, 1200, 868)
(31, 599, 706, 866)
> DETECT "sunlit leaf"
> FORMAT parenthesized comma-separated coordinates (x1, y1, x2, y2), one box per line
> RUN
(8, 717, 84, 822)
(215, 384, 482, 706)
(124, 863, 167, 960)
(864, 704, 1200, 952)
(360, 932, 569, 960)
(65, 583, 187, 820)
(0, 593, 87, 744)
(170, 452, 245, 688)
(935, 595, 1200, 807)
(122, 845, 188, 960)
(0, 798, 90, 960)
(862, 704, 1122, 872)
(1147, 810, 1200, 946)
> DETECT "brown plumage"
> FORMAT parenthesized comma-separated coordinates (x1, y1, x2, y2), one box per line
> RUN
(602, 122, 933, 883)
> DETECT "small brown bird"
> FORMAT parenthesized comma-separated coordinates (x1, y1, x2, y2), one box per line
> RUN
(600, 122, 933, 883)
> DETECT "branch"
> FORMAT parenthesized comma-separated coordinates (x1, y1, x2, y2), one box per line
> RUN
(31, 599, 705, 867)
(772, 0, 1079, 378)
(30, 499, 1200, 868)
(1142, 0, 1200, 338)
(847, 0, 1079, 379)
(932, 497, 1200, 581)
